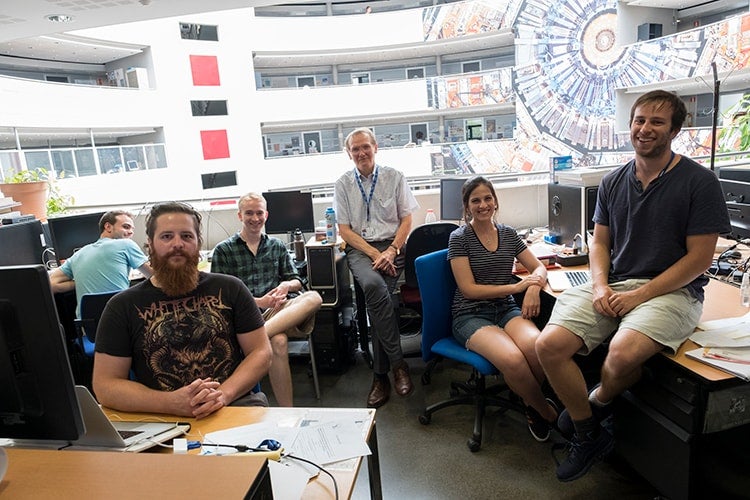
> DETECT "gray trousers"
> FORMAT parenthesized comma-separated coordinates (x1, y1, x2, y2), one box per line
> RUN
(346, 240, 404, 375)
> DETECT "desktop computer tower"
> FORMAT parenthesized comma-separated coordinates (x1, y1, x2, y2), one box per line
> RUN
(306, 243, 352, 308)
(306, 241, 355, 372)
(548, 183, 598, 247)
(311, 304, 356, 373)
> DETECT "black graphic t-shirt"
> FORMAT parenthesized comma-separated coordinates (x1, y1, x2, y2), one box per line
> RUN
(95, 272, 264, 392)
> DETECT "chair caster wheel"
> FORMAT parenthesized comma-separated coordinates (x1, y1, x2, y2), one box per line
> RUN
(418, 414, 431, 425)
(467, 439, 480, 452)
(421, 373, 430, 385)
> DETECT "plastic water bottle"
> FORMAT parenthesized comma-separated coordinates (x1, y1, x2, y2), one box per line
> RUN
(742, 272, 750, 307)
(325, 207, 337, 242)
(293, 228, 305, 261)
(424, 209, 437, 224)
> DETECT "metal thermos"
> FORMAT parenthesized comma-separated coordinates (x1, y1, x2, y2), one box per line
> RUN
(293, 228, 305, 261)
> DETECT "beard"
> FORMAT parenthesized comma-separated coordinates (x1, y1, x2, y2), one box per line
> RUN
(150, 248, 200, 297)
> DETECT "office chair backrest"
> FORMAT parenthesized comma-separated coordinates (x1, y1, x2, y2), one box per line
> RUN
(415, 249, 456, 363)
(79, 291, 120, 343)
(403, 222, 459, 288)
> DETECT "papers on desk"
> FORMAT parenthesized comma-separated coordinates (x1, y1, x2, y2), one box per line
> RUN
(687, 312, 750, 380)
(201, 409, 373, 500)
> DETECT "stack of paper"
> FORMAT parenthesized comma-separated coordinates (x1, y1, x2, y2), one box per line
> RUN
(555, 168, 610, 187)
(687, 313, 750, 380)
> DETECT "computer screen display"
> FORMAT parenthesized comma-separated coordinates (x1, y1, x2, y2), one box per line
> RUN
(0, 220, 46, 266)
(47, 211, 105, 265)
(440, 177, 467, 222)
(0, 265, 84, 442)
(262, 191, 315, 234)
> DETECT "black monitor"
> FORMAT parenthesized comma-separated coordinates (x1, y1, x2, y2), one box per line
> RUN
(262, 190, 315, 236)
(0, 220, 46, 266)
(440, 177, 467, 222)
(47, 211, 105, 265)
(0, 265, 84, 443)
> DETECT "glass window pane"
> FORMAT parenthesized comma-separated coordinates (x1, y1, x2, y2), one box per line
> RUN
(0, 151, 22, 181)
(97, 147, 123, 174)
(24, 151, 51, 173)
(144, 145, 167, 170)
(51, 150, 76, 178)
(74, 149, 97, 177)
(122, 146, 145, 172)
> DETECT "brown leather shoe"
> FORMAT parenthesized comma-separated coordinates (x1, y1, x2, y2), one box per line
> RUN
(367, 376, 391, 408)
(392, 361, 413, 397)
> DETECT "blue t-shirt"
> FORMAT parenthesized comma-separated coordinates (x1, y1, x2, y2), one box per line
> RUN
(60, 237, 148, 317)
(594, 156, 730, 301)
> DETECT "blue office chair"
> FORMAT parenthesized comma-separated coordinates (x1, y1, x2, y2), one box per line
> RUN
(415, 249, 523, 452)
(74, 290, 120, 357)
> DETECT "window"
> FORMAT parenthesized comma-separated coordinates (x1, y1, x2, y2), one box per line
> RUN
(179, 23, 219, 41)
(297, 76, 315, 88)
(462, 61, 481, 73)
(190, 100, 228, 116)
(406, 68, 425, 79)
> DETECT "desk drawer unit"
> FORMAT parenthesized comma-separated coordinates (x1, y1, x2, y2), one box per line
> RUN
(615, 356, 750, 499)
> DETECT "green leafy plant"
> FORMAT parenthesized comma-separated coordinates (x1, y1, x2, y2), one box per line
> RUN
(3, 168, 74, 216)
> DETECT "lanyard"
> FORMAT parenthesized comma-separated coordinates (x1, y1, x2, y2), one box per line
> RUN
(354, 166, 379, 222)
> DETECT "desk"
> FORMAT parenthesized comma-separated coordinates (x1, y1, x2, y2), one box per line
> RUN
(105, 406, 381, 500)
(1, 447, 270, 498)
(544, 273, 750, 499)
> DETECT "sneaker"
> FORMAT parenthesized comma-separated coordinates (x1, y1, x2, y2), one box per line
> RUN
(525, 398, 557, 442)
(555, 429, 615, 482)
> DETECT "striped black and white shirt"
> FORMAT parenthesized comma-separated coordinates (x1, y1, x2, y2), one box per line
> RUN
(447, 223, 526, 316)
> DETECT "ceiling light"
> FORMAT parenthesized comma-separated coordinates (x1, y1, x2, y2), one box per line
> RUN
(46, 14, 74, 23)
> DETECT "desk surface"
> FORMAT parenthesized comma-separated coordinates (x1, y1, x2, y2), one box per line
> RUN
(104, 406, 376, 500)
(1, 447, 267, 499)
(545, 267, 747, 382)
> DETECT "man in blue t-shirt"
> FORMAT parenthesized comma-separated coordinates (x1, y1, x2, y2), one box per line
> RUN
(536, 90, 731, 482)
(50, 210, 152, 317)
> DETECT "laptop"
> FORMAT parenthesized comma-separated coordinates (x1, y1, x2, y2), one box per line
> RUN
(68, 386, 189, 452)
(547, 270, 591, 292)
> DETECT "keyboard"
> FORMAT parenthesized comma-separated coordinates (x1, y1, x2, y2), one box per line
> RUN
(548, 270, 591, 292)
(117, 429, 143, 439)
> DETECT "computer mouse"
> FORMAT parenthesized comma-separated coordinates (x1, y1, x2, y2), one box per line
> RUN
(727, 250, 743, 260)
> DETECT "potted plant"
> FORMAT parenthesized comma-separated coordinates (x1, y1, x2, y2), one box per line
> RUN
(0, 168, 73, 221)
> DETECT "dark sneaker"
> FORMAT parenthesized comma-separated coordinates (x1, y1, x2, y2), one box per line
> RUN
(555, 429, 615, 482)
(526, 398, 557, 442)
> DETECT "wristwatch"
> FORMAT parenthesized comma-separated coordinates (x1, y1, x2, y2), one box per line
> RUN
(389, 244, 400, 255)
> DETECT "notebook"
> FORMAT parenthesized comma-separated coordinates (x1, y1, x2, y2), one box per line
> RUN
(547, 270, 591, 292)
(68, 386, 190, 452)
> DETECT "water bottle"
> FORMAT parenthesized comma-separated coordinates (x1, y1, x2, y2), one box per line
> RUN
(742, 272, 750, 307)
(293, 228, 305, 261)
(325, 207, 337, 242)
(424, 209, 437, 224)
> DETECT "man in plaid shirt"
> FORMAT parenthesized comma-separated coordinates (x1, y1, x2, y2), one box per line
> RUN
(211, 193, 322, 407)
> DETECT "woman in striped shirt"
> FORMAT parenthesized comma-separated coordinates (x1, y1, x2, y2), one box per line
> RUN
(448, 176, 558, 442)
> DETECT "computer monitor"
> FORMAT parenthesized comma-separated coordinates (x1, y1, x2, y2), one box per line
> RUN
(262, 190, 315, 236)
(440, 177, 467, 222)
(47, 211, 105, 265)
(0, 265, 84, 443)
(0, 220, 46, 266)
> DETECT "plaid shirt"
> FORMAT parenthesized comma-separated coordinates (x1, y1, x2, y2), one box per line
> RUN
(211, 233, 301, 301)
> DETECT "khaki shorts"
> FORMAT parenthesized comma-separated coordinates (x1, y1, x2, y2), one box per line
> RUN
(548, 279, 702, 354)
(261, 291, 317, 338)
